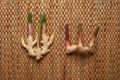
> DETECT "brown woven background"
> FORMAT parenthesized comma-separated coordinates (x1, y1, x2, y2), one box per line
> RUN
(0, 0, 119, 80)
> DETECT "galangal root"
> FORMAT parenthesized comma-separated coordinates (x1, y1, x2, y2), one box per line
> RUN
(65, 23, 99, 55)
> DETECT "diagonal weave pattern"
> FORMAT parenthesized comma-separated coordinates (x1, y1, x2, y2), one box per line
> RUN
(0, 0, 119, 80)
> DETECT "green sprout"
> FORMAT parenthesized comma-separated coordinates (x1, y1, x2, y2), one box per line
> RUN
(38, 14, 47, 38)
(78, 23, 83, 35)
(27, 13, 32, 23)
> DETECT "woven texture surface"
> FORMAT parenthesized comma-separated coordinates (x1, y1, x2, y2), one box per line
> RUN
(0, 0, 119, 80)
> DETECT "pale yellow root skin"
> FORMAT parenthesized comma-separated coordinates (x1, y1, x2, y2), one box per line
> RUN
(66, 45, 78, 53)
(21, 35, 37, 56)
(21, 33, 54, 60)
(66, 38, 95, 54)
(35, 33, 54, 60)
(21, 25, 54, 61)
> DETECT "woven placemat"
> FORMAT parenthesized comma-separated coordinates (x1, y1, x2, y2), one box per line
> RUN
(0, 0, 119, 80)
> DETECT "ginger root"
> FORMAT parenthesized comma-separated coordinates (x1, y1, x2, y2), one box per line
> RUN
(34, 14, 54, 60)
(21, 13, 37, 56)
(21, 13, 54, 61)
(35, 25, 54, 60)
